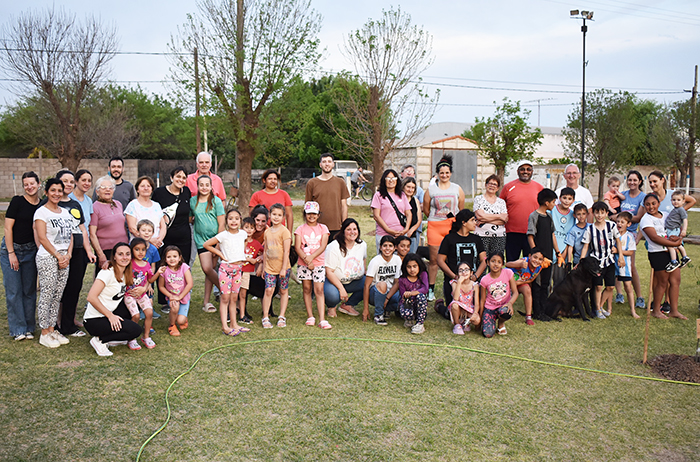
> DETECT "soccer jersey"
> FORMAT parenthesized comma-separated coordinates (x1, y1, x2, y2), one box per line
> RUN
(582, 221, 620, 268)
(616, 231, 635, 278)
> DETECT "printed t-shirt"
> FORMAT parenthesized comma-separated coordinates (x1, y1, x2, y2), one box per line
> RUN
(325, 240, 367, 284)
(130, 259, 153, 289)
(91, 201, 129, 251)
(480, 268, 514, 311)
(84, 268, 127, 319)
(33, 206, 74, 257)
(263, 226, 292, 275)
(582, 221, 621, 268)
(616, 231, 635, 278)
(550, 206, 574, 256)
(49, 198, 85, 248)
(144, 244, 160, 265)
(295, 223, 330, 267)
(473, 194, 507, 238)
(162, 263, 191, 304)
(366, 254, 402, 290)
(513, 257, 542, 283)
(242, 238, 263, 272)
(305, 176, 350, 231)
(152, 186, 192, 245)
(124, 199, 163, 241)
(640, 212, 668, 253)
(427, 182, 461, 221)
(565, 223, 589, 264)
(500, 180, 543, 233)
(214, 229, 248, 263)
(620, 190, 646, 233)
(69, 192, 93, 236)
(437, 232, 485, 275)
(249, 189, 293, 225)
(5, 195, 40, 245)
(186, 172, 226, 202)
(190, 196, 225, 249)
(370, 191, 410, 237)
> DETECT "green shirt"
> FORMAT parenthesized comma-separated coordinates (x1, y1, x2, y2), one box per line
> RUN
(190, 196, 225, 249)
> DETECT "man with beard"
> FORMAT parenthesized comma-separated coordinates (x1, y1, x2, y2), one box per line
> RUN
(93, 156, 135, 210)
(186, 151, 227, 202)
(305, 153, 349, 237)
(500, 160, 543, 262)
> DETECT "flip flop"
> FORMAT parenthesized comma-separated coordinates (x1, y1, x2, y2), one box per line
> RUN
(319, 320, 332, 330)
(237, 327, 251, 333)
(498, 326, 507, 336)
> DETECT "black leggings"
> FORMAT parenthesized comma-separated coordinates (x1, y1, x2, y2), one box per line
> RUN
(84, 300, 142, 342)
(59, 248, 89, 335)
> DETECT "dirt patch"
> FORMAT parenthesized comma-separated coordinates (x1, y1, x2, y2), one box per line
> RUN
(648, 354, 700, 384)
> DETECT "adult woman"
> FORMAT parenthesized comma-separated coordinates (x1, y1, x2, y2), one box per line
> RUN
(473, 174, 508, 257)
(422, 155, 465, 300)
(371, 169, 411, 254)
(1, 172, 41, 341)
(614, 170, 646, 309)
(190, 174, 225, 312)
(55, 170, 96, 337)
(324, 218, 367, 318)
(90, 176, 129, 274)
(33, 178, 74, 348)
(249, 169, 293, 232)
(83, 242, 142, 356)
(639, 194, 687, 320)
(402, 177, 422, 254)
(124, 176, 167, 247)
(152, 167, 192, 306)
(647, 170, 696, 215)
(70, 169, 94, 236)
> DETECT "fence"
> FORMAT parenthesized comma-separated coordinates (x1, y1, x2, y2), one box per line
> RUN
(138, 159, 197, 188)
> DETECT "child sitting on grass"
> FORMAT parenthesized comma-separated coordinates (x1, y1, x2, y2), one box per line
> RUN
(363, 235, 401, 325)
(615, 212, 639, 319)
(448, 262, 480, 335)
(158, 246, 193, 337)
(506, 247, 546, 325)
(387, 253, 429, 334)
(479, 253, 517, 337)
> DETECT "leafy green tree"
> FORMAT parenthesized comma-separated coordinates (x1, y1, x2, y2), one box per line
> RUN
(564, 90, 642, 198)
(648, 100, 700, 185)
(462, 98, 543, 184)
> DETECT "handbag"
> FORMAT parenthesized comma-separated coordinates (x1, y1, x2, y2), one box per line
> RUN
(162, 200, 179, 229)
(386, 193, 407, 228)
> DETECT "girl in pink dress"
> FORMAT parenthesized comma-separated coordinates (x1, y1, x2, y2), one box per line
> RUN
(479, 253, 518, 337)
(449, 262, 480, 335)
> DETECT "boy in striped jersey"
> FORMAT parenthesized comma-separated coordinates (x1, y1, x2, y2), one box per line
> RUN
(615, 212, 639, 319)
(581, 202, 625, 319)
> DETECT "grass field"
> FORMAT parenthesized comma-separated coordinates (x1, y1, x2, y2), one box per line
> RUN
(1, 206, 699, 462)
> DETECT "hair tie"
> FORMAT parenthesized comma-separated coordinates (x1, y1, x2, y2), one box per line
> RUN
(437, 161, 451, 169)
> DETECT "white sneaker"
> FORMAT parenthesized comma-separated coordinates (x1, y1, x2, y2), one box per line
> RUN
(39, 333, 60, 348)
(106, 340, 128, 347)
(51, 331, 70, 345)
(90, 337, 113, 356)
(411, 323, 425, 334)
(25, 332, 34, 340)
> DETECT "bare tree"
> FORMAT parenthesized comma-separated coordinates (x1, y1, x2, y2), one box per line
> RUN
(0, 7, 118, 171)
(331, 7, 438, 187)
(169, 0, 322, 210)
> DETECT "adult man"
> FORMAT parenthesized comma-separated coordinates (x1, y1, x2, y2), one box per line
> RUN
(305, 153, 349, 236)
(555, 163, 593, 210)
(186, 151, 226, 202)
(401, 164, 424, 203)
(500, 159, 543, 262)
(350, 167, 368, 198)
(92, 156, 135, 210)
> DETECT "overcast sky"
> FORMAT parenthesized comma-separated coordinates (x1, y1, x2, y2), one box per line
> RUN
(2, 0, 699, 128)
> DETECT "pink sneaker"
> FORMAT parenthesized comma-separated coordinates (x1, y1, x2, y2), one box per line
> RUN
(142, 337, 156, 349)
(525, 317, 535, 326)
(127, 339, 141, 350)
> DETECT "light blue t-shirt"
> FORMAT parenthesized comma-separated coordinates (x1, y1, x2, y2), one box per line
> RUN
(550, 206, 574, 255)
(69, 192, 93, 237)
(657, 189, 675, 215)
(564, 223, 589, 264)
(615, 231, 635, 278)
(620, 190, 645, 233)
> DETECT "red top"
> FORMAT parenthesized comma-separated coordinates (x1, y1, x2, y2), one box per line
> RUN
(249, 189, 292, 225)
(499, 180, 543, 234)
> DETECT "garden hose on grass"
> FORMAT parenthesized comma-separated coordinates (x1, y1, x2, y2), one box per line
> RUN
(136, 336, 700, 461)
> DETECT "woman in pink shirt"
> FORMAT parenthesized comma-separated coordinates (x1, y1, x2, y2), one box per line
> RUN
(90, 176, 129, 276)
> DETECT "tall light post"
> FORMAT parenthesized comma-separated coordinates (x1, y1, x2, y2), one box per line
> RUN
(570, 9, 593, 180)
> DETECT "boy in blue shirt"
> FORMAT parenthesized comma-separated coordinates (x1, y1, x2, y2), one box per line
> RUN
(615, 212, 639, 319)
(551, 187, 575, 286)
(564, 203, 589, 266)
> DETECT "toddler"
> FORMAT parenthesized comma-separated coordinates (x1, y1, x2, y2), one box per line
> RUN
(664, 190, 691, 271)
(603, 176, 625, 215)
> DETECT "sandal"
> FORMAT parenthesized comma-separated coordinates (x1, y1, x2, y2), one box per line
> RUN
(305, 317, 316, 326)
(224, 328, 240, 337)
(237, 326, 251, 333)
(277, 316, 287, 328)
(262, 317, 273, 329)
(202, 303, 217, 313)
(497, 326, 507, 336)
(318, 320, 332, 330)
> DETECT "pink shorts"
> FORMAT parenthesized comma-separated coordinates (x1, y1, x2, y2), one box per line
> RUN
(219, 262, 244, 295)
(124, 292, 153, 317)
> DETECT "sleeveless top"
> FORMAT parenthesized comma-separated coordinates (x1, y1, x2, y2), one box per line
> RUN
(427, 182, 461, 222)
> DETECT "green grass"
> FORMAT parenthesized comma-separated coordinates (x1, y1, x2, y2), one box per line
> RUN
(0, 207, 699, 461)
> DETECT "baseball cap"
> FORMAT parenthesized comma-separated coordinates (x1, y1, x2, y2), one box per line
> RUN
(304, 201, 320, 214)
(516, 159, 534, 169)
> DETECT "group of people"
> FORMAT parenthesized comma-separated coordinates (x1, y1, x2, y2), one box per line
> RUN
(2, 150, 695, 356)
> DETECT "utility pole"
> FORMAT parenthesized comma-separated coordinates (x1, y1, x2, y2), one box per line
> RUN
(690, 65, 697, 188)
(194, 47, 202, 153)
(570, 10, 594, 181)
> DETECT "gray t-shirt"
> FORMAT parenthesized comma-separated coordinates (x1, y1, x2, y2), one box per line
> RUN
(93, 179, 136, 211)
(665, 207, 687, 230)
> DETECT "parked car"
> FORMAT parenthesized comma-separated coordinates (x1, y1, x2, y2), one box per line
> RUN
(333, 160, 372, 179)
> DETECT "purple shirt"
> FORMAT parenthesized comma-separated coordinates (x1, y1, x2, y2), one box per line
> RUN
(91, 201, 128, 251)
(398, 272, 429, 295)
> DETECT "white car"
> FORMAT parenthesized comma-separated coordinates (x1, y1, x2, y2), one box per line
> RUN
(332, 160, 359, 179)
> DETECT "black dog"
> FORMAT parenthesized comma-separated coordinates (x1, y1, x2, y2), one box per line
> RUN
(545, 256, 600, 321)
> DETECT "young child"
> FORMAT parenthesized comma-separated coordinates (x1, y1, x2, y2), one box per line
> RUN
(479, 253, 517, 338)
(387, 253, 429, 334)
(294, 201, 331, 329)
(363, 235, 402, 325)
(261, 203, 292, 329)
(125, 238, 165, 350)
(137, 219, 162, 318)
(448, 262, 480, 335)
(551, 187, 575, 286)
(526, 188, 561, 322)
(664, 190, 691, 271)
(615, 212, 639, 319)
(506, 247, 546, 325)
(581, 201, 624, 319)
(564, 204, 589, 267)
(238, 217, 263, 324)
(204, 209, 251, 336)
(603, 176, 625, 215)
(158, 246, 194, 336)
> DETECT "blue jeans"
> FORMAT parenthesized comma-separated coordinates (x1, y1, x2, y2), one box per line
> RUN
(369, 285, 400, 317)
(324, 276, 365, 308)
(0, 238, 38, 336)
(409, 234, 419, 254)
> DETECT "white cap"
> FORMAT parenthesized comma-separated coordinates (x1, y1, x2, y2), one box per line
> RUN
(516, 159, 533, 169)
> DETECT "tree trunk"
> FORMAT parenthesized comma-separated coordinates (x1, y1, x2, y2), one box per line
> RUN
(369, 86, 384, 190)
(597, 168, 606, 200)
(496, 166, 505, 187)
(236, 137, 255, 216)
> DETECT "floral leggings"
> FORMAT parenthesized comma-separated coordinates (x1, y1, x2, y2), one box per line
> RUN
(399, 293, 428, 324)
(219, 262, 243, 295)
(36, 252, 70, 330)
(482, 305, 512, 338)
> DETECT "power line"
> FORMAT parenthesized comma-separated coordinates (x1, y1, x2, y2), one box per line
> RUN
(541, 0, 700, 26)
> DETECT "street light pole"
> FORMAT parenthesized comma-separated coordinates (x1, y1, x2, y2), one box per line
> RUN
(571, 10, 593, 180)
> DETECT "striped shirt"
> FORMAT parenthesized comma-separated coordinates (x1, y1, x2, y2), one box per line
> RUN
(615, 231, 635, 277)
(582, 221, 620, 268)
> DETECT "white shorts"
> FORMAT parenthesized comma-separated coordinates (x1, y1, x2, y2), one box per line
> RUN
(297, 265, 325, 283)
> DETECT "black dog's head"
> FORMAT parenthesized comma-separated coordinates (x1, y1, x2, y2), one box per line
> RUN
(579, 256, 601, 277)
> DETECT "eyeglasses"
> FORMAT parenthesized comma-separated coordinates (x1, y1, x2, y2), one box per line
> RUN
(486, 182, 499, 187)
(458, 268, 471, 273)
(518, 167, 533, 172)
(385, 177, 398, 181)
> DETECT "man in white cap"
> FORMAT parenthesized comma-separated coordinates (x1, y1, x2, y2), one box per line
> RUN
(555, 163, 593, 210)
(186, 151, 227, 202)
(499, 159, 543, 261)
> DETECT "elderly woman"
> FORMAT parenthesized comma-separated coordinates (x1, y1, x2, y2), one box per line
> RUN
(249, 169, 294, 232)
(473, 174, 508, 257)
(125, 176, 167, 247)
(1, 171, 41, 341)
(84, 242, 142, 356)
(324, 218, 367, 318)
(90, 176, 129, 275)
(371, 169, 412, 254)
